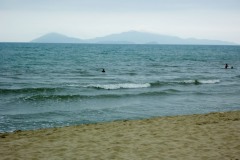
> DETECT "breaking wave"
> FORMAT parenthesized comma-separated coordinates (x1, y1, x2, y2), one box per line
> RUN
(150, 79, 220, 86)
(181, 79, 220, 84)
(86, 83, 151, 90)
(86, 79, 220, 90)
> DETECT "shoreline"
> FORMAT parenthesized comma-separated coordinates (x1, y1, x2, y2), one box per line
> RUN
(1, 111, 240, 159)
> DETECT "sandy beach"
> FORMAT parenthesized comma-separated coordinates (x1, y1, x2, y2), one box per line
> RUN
(1, 111, 240, 160)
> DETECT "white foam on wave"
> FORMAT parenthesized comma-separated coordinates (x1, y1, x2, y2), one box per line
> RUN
(67, 84, 79, 87)
(88, 83, 151, 90)
(199, 79, 220, 84)
(182, 80, 196, 84)
(183, 79, 220, 84)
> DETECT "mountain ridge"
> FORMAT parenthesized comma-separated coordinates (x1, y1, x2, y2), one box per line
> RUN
(31, 31, 237, 45)
(31, 32, 84, 43)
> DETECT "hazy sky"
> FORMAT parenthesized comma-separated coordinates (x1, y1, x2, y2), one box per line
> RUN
(1, 0, 240, 43)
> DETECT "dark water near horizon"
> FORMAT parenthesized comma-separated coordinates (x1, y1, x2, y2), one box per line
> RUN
(0, 43, 240, 132)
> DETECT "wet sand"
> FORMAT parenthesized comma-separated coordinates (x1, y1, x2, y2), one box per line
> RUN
(1, 111, 240, 160)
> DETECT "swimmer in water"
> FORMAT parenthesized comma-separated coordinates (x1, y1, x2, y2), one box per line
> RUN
(225, 64, 228, 69)
(102, 69, 105, 72)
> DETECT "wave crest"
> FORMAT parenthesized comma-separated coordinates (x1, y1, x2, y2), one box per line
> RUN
(150, 79, 220, 87)
(0, 87, 59, 94)
(87, 79, 220, 90)
(87, 83, 151, 90)
(182, 79, 220, 84)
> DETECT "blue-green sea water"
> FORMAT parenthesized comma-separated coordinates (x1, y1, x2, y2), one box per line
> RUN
(0, 43, 240, 132)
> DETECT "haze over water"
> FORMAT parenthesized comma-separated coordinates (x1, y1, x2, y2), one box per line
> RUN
(0, 43, 240, 132)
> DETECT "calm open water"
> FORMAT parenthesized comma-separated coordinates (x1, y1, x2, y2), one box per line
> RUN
(0, 43, 240, 132)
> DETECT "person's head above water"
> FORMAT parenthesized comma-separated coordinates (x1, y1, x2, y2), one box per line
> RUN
(102, 68, 105, 72)
(225, 64, 228, 69)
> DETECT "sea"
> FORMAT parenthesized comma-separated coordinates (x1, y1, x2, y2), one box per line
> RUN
(0, 43, 240, 133)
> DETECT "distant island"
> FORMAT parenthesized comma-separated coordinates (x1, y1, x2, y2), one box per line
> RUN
(31, 31, 237, 45)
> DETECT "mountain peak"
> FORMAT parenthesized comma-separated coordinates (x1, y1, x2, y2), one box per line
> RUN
(31, 32, 83, 43)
